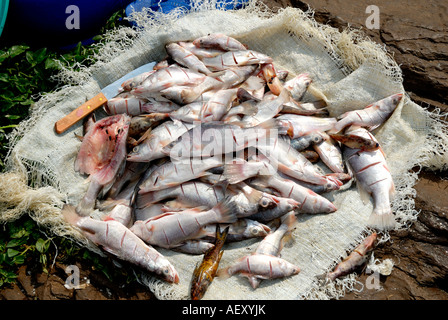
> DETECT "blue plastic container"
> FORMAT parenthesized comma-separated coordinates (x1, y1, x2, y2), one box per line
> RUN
(1, 0, 133, 48)
(0, 0, 8, 38)
(126, 0, 249, 27)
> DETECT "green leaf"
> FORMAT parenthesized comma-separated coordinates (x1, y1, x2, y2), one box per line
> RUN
(25, 51, 36, 66)
(6, 238, 24, 248)
(44, 57, 59, 70)
(7, 248, 20, 258)
(12, 255, 25, 265)
(33, 48, 48, 64)
(0, 73, 8, 82)
(8, 45, 29, 58)
(36, 238, 50, 253)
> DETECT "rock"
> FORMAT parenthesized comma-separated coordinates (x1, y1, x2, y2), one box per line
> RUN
(0, 283, 28, 300)
(35, 274, 74, 300)
(16, 265, 35, 298)
(283, 0, 448, 110)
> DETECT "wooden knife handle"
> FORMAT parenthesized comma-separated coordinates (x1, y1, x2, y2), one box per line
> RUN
(54, 92, 107, 134)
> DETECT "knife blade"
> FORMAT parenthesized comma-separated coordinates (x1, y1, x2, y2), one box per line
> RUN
(54, 61, 156, 134)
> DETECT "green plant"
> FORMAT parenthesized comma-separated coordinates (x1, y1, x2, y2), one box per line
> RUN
(0, 9, 140, 290)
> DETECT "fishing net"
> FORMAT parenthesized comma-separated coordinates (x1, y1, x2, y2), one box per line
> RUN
(1, 0, 448, 300)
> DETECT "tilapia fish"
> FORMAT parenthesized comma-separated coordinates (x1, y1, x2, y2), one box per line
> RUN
(190, 225, 229, 300)
(327, 232, 377, 281)
(130, 198, 236, 249)
(62, 205, 179, 283)
(193, 33, 247, 51)
(127, 120, 194, 162)
(75, 114, 131, 216)
(331, 93, 403, 133)
(343, 126, 396, 230)
(218, 253, 300, 287)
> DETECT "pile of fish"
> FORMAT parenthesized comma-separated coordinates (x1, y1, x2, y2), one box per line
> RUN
(61, 33, 403, 299)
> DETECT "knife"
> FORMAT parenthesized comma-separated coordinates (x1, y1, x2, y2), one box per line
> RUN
(54, 61, 156, 134)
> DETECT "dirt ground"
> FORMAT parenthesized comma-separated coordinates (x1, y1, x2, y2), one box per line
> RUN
(1, 0, 447, 301)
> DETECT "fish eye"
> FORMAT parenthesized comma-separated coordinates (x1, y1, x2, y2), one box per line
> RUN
(251, 228, 260, 235)
(260, 197, 270, 207)
(164, 269, 169, 274)
(132, 146, 140, 153)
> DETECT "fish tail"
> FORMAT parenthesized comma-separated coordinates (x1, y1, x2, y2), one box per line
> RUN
(368, 207, 396, 231)
(212, 197, 237, 224)
(216, 266, 232, 279)
(223, 161, 257, 184)
(215, 225, 230, 244)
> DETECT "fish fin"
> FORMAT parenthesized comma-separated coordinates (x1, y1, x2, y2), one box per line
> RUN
(62, 204, 81, 226)
(247, 275, 262, 289)
(74, 133, 84, 141)
(223, 161, 258, 184)
(368, 207, 396, 231)
(211, 197, 237, 224)
(306, 84, 328, 105)
(215, 225, 230, 243)
(357, 181, 371, 205)
(216, 266, 231, 279)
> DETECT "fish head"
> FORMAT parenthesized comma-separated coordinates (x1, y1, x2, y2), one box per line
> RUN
(359, 232, 378, 254)
(258, 194, 278, 209)
(390, 93, 403, 106)
(190, 277, 211, 300)
(246, 221, 271, 238)
(160, 260, 180, 284)
(283, 198, 300, 212)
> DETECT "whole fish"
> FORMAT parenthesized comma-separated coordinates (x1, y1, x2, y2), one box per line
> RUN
(104, 94, 179, 116)
(162, 120, 277, 160)
(138, 156, 224, 193)
(127, 120, 194, 162)
(343, 126, 396, 230)
(75, 114, 131, 216)
(276, 114, 337, 139)
(329, 132, 380, 152)
(190, 225, 229, 300)
(217, 253, 300, 287)
(327, 232, 377, 281)
(62, 205, 179, 283)
(131, 65, 206, 98)
(137, 180, 225, 209)
(331, 93, 403, 133)
(130, 198, 236, 249)
(165, 42, 212, 75)
(201, 50, 273, 71)
(193, 33, 247, 51)
(230, 156, 338, 214)
(178, 41, 225, 58)
(160, 65, 258, 105)
(120, 71, 155, 92)
(256, 137, 342, 189)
